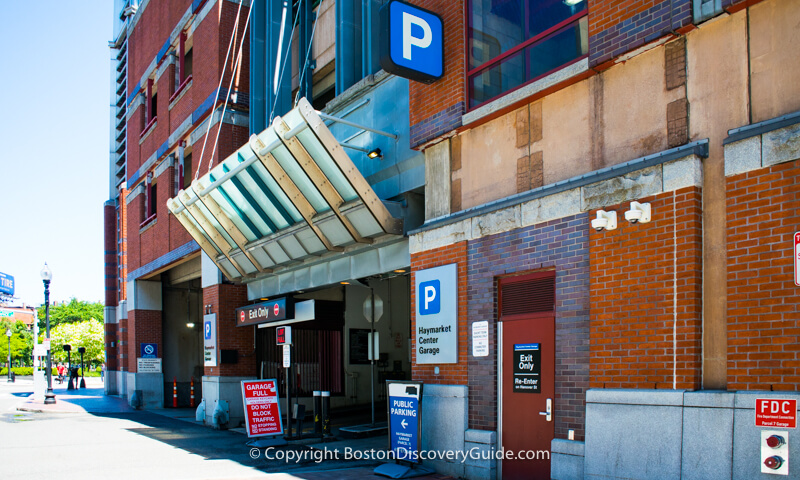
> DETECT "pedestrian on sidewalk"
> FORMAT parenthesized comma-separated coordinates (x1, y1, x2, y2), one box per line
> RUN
(100, 363, 105, 381)
(56, 363, 65, 384)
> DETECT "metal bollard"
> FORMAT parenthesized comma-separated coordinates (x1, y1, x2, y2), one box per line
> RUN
(321, 391, 331, 436)
(313, 391, 322, 435)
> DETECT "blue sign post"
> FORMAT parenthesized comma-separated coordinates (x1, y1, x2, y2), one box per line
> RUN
(140, 343, 158, 359)
(379, 0, 444, 84)
(375, 381, 434, 477)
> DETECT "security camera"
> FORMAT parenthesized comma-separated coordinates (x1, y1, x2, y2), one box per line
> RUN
(624, 201, 652, 224)
(591, 210, 617, 232)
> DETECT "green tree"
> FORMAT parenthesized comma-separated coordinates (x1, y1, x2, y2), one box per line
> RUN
(0, 320, 33, 367)
(37, 298, 104, 329)
(46, 319, 104, 366)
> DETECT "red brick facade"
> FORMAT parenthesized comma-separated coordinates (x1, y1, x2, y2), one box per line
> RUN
(126, 309, 163, 373)
(407, 0, 465, 131)
(590, 187, 703, 389)
(726, 159, 800, 391)
(410, 242, 469, 386)
(203, 283, 254, 377)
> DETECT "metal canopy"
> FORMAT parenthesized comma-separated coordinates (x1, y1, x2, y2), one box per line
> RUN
(167, 98, 403, 282)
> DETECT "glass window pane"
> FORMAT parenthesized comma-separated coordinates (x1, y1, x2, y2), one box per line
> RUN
(469, 50, 525, 108)
(528, 0, 587, 38)
(469, 0, 525, 70)
(527, 17, 588, 82)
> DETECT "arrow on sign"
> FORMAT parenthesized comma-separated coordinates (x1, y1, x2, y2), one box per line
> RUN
(401, 419, 408, 429)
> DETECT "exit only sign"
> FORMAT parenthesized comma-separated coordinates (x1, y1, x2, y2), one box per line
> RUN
(756, 398, 797, 428)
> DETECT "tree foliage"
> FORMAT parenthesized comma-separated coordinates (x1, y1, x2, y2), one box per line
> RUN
(0, 320, 33, 366)
(46, 319, 104, 365)
(37, 298, 104, 329)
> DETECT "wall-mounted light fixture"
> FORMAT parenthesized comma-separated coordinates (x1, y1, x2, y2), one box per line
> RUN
(186, 322, 195, 328)
(367, 148, 382, 159)
(591, 210, 617, 232)
(624, 201, 652, 224)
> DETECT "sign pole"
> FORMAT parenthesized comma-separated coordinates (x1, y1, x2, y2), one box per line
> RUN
(371, 287, 376, 426)
(286, 353, 291, 438)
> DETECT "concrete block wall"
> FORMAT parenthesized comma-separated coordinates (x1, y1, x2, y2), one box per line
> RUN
(589, 186, 703, 390)
(420, 384, 469, 478)
(580, 389, 800, 480)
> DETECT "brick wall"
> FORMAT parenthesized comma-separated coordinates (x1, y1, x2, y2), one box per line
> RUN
(590, 187, 703, 390)
(128, 1, 192, 94)
(588, 0, 692, 67)
(407, 0, 465, 148)
(410, 242, 469, 386)
(203, 283, 255, 377)
(467, 214, 590, 439)
(104, 203, 118, 307)
(127, 309, 163, 373)
(105, 323, 118, 371)
(118, 189, 128, 302)
(726, 159, 800, 390)
(125, 0, 252, 277)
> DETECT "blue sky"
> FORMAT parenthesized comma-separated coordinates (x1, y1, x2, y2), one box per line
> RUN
(0, 2, 112, 307)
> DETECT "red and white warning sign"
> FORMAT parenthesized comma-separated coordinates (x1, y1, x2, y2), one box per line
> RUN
(756, 398, 797, 428)
(794, 232, 800, 286)
(241, 379, 283, 437)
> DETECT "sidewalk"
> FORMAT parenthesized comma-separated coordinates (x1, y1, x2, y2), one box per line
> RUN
(16, 378, 134, 414)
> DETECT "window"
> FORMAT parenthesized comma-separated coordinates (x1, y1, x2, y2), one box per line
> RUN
(150, 88, 157, 121)
(184, 47, 193, 80)
(467, 0, 588, 109)
(149, 178, 157, 218)
(182, 152, 192, 189)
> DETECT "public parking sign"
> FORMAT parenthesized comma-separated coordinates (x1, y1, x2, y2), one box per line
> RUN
(387, 381, 423, 463)
(241, 379, 284, 437)
(756, 398, 797, 428)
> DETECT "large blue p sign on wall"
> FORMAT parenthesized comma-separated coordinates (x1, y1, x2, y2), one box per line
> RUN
(380, 0, 443, 84)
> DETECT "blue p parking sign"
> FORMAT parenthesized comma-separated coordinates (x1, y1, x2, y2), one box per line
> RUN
(380, 0, 443, 83)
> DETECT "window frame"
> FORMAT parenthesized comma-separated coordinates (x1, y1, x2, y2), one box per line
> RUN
(141, 172, 157, 227)
(171, 30, 193, 102)
(464, 1, 589, 111)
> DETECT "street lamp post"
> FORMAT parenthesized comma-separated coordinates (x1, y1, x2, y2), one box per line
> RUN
(6, 329, 11, 382)
(41, 263, 56, 405)
(78, 347, 86, 388)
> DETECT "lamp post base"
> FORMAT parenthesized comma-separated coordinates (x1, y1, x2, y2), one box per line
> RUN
(44, 389, 56, 405)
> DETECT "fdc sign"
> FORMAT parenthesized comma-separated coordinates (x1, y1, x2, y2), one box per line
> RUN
(380, 0, 443, 83)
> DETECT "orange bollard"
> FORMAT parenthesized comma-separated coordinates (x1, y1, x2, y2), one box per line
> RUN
(190, 376, 195, 408)
(173, 377, 178, 408)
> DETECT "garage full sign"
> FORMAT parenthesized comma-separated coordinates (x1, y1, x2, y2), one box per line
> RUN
(241, 379, 284, 437)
